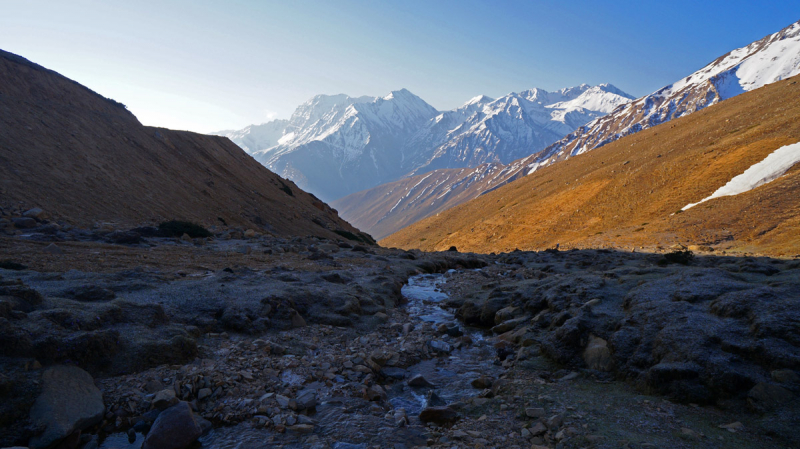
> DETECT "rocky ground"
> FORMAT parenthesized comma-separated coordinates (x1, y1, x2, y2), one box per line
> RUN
(1, 211, 798, 449)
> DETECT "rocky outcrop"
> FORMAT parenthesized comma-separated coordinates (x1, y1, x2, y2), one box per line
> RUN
(441, 249, 800, 406)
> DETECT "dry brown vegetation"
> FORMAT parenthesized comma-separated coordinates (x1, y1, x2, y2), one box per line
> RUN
(0, 50, 357, 239)
(383, 75, 800, 257)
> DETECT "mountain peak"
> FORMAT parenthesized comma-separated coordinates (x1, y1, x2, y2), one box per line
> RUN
(463, 94, 495, 107)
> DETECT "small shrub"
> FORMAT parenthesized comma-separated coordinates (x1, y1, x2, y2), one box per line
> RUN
(158, 220, 212, 238)
(277, 180, 293, 197)
(0, 260, 27, 271)
(658, 250, 694, 266)
(334, 229, 376, 245)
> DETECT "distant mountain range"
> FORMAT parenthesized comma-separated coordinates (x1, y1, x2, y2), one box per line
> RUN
(215, 84, 633, 202)
(336, 19, 800, 240)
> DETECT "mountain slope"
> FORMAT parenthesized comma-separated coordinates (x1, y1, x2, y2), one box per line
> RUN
(219, 84, 632, 202)
(382, 74, 800, 257)
(0, 49, 361, 239)
(339, 20, 800, 241)
(332, 160, 530, 240)
(536, 20, 800, 165)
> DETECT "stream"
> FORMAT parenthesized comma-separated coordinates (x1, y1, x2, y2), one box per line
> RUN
(99, 271, 500, 449)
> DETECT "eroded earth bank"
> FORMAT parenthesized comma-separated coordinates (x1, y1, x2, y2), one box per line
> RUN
(1, 222, 799, 449)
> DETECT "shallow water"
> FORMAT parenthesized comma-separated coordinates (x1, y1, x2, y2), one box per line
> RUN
(101, 271, 497, 448)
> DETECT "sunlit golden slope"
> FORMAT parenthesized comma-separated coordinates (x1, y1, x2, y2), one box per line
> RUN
(382, 75, 800, 257)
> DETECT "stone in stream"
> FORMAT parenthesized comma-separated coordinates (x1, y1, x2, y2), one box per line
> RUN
(427, 340, 452, 354)
(425, 391, 446, 407)
(418, 406, 459, 425)
(407, 374, 435, 388)
(470, 376, 494, 389)
(365, 384, 386, 401)
(28, 366, 105, 449)
(381, 367, 408, 380)
(296, 389, 317, 410)
(142, 402, 202, 449)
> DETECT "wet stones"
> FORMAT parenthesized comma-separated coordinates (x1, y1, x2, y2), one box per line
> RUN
(427, 340, 452, 354)
(28, 366, 105, 449)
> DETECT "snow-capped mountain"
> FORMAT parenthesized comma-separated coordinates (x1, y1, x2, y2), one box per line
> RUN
(251, 89, 439, 202)
(333, 20, 800, 239)
(217, 84, 632, 202)
(408, 84, 633, 174)
(534, 19, 800, 166)
(214, 119, 289, 155)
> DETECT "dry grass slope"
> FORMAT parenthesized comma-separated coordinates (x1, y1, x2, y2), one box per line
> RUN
(0, 50, 360, 239)
(383, 75, 800, 257)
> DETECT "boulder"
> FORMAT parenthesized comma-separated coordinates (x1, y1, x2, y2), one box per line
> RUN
(28, 366, 105, 449)
(418, 406, 458, 424)
(583, 335, 613, 371)
(23, 208, 45, 219)
(747, 382, 795, 412)
(12, 217, 37, 229)
(142, 402, 202, 449)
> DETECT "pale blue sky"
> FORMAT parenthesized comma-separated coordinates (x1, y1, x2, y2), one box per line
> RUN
(2, 0, 799, 132)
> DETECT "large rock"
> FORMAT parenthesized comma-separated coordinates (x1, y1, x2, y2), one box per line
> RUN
(142, 401, 203, 449)
(28, 365, 105, 449)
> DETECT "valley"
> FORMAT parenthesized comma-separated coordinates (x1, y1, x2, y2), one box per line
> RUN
(1, 12, 799, 449)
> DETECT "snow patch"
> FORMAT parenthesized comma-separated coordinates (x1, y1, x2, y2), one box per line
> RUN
(682, 141, 800, 210)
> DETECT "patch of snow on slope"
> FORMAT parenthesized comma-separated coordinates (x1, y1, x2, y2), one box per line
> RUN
(682, 141, 800, 210)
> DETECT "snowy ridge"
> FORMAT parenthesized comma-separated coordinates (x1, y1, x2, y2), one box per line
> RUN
(406, 83, 633, 174)
(532, 19, 800, 172)
(218, 84, 632, 201)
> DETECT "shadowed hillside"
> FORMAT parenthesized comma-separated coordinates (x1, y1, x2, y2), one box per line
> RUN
(0, 50, 362, 239)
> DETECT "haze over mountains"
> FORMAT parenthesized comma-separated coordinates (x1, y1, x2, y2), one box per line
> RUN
(216, 84, 633, 202)
(337, 19, 800, 240)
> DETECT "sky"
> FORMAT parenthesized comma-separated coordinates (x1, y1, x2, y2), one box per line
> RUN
(2, 0, 799, 133)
